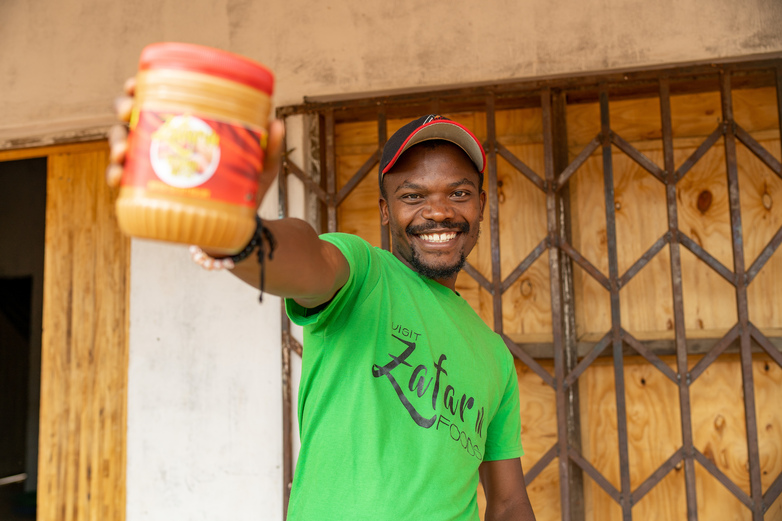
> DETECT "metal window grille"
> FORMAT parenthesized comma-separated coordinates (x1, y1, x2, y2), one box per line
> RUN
(276, 58, 782, 521)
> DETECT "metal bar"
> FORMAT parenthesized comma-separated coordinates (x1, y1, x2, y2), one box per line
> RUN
(285, 158, 330, 203)
(764, 470, 782, 510)
(502, 334, 556, 388)
(275, 58, 782, 119)
(600, 87, 633, 520)
(486, 95, 504, 334)
(288, 336, 303, 358)
(678, 231, 736, 285)
(281, 327, 294, 515)
(542, 88, 574, 521)
(559, 240, 611, 291)
(675, 125, 724, 183)
(324, 110, 338, 233)
(746, 225, 782, 284)
(693, 449, 753, 509)
(496, 141, 547, 192)
(501, 237, 549, 293)
(279, 116, 294, 517)
(525, 443, 558, 484)
(620, 329, 678, 384)
(378, 110, 390, 251)
(720, 71, 764, 521)
(552, 89, 585, 521)
(557, 136, 601, 192)
(734, 123, 782, 178)
(631, 448, 684, 505)
(660, 76, 699, 520)
(564, 331, 612, 389)
(748, 323, 782, 369)
(335, 149, 380, 205)
(567, 447, 622, 504)
(461, 261, 493, 294)
(688, 324, 740, 383)
(618, 232, 670, 289)
(610, 131, 666, 183)
(778, 65, 782, 166)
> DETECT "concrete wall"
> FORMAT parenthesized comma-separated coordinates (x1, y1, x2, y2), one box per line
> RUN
(2, 0, 781, 145)
(1, 0, 781, 520)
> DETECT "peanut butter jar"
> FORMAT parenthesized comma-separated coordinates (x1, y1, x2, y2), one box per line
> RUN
(116, 42, 274, 254)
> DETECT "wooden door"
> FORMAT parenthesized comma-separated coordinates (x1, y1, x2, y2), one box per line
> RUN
(0, 142, 130, 521)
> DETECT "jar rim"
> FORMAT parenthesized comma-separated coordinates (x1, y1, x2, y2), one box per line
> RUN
(139, 42, 274, 95)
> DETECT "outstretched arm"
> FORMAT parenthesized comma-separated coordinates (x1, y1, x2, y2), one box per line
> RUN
(108, 78, 349, 309)
(479, 458, 536, 521)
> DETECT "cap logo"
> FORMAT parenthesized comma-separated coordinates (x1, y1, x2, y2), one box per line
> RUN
(423, 115, 446, 124)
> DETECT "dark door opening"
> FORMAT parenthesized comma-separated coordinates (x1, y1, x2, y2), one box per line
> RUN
(0, 157, 46, 520)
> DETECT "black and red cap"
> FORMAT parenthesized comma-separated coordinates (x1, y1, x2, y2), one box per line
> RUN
(379, 115, 486, 181)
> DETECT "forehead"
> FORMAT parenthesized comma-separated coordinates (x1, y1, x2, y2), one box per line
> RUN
(382, 142, 480, 189)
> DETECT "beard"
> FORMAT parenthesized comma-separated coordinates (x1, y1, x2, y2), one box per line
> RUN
(405, 220, 470, 280)
(409, 249, 467, 280)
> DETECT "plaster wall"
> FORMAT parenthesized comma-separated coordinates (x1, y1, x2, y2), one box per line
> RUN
(1, 0, 781, 144)
(1, 0, 781, 520)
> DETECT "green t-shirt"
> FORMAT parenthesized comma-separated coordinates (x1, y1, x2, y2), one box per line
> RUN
(285, 233, 523, 521)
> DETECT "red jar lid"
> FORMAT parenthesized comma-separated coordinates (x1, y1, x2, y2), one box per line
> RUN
(139, 42, 274, 95)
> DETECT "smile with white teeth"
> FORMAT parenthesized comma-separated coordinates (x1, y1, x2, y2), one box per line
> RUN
(417, 232, 458, 243)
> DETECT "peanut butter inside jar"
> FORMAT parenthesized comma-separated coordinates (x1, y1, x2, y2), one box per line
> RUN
(117, 42, 274, 254)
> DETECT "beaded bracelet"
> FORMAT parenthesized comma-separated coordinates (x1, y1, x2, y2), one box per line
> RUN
(189, 215, 277, 302)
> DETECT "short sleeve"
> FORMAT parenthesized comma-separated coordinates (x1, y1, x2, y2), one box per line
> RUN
(482, 358, 524, 461)
(285, 233, 379, 332)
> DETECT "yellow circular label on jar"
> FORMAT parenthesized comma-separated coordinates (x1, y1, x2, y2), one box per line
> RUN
(150, 114, 221, 188)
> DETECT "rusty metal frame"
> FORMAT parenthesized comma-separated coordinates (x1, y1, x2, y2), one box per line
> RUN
(276, 58, 782, 520)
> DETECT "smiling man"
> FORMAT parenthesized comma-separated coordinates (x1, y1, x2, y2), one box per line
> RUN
(250, 115, 534, 521)
(110, 109, 536, 520)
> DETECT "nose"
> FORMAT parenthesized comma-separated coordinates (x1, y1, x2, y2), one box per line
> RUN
(421, 196, 455, 221)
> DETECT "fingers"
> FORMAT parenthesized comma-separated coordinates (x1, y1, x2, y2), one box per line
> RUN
(115, 77, 136, 122)
(114, 96, 134, 123)
(123, 76, 136, 96)
(105, 163, 124, 188)
(257, 119, 285, 204)
(106, 124, 129, 188)
(108, 125, 128, 162)
(189, 245, 235, 270)
(107, 77, 135, 188)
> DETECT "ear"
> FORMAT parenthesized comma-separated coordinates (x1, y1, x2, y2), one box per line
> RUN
(479, 190, 487, 221)
(379, 197, 390, 225)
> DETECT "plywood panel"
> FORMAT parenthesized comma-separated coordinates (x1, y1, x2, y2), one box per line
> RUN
(739, 139, 782, 331)
(569, 125, 781, 342)
(515, 359, 560, 521)
(479, 358, 560, 521)
(581, 354, 782, 521)
(494, 108, 551, 338)
(328, 85, 782, 520)
(567, 87, 779, 150)
(38, 145, 129, 521)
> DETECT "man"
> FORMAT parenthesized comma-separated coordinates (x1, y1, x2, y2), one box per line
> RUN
(110, 95, 535, 519)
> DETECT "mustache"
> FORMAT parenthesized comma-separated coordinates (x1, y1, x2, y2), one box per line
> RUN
(406, 221, 470, 235)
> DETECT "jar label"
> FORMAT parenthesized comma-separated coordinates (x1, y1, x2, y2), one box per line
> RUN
(123, 110, 265, 207)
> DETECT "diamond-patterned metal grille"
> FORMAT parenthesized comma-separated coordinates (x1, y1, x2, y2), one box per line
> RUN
(277, 60, 782, 520)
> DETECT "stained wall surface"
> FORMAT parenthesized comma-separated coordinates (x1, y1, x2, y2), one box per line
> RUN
(1, 0, 781, 520)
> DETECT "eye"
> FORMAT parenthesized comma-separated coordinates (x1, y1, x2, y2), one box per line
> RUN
(451, 190, 471, 198)
(401, 193, 423, 202)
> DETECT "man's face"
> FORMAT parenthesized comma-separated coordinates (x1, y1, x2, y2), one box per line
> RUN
(379, 142, 486, 289)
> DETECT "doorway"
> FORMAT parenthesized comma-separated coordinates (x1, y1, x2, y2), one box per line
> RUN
(0, 157, 46, 520)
